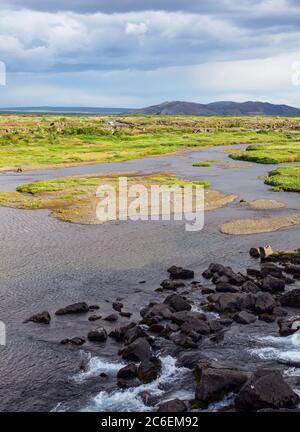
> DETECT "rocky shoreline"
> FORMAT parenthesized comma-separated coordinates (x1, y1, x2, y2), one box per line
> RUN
(25, 246, 300, 412)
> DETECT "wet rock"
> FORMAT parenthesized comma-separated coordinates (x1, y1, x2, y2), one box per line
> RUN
(195, 367, 248, 407)
(117, 378, 140, 389)
(280, 289, 300, 308)
(89, 305, 100, 311)
(168, 266, 194, 280)
(202, 263, 225, 279)
(149, 324, 165, 334)
(253, 292, 276, 314)
(138, 391, 154, 406)
(160, 279, 185, 290)
(88, 314, 102, 322)
(249, 248, 260, 258)
(60, 337, 85, 346)
(87, 327, 107, 342)
(211, 293, 243, 313)
(119, 312, 132, 318)
(201, 287, 215, 295)
(261, 275, 285, 293)
(246, 268, 262, 278)
(25, 311, 51, 325)
(278, 318, 300, 336)
(157, 399, 188, 412)
(235, 369, 299, 411)
(208, 319, 225, 332)
(141, 303, 173, 322)
(234, 311, 257, 325)
(172, 333, 199, 349)
(259, 314, 276, 323)
(55, 302, 89, 316)
(113, 302, 123, 312)
(117, 363, 138, 379)
(163, 294, 191, 312)
(261, 263, 283, 279)
(124, 325, 149, 345)
(103, 313, 118, 322)
(216, 282, 240, 293)
(181, 316, 210, 336)
(137, 357, 162, 383)
(285, 264, 300, 277)
(108, 322, 136, 342)
(273, 307, 288, 317)
(120, 337, 152, 362)
(242, 281, 260, 293)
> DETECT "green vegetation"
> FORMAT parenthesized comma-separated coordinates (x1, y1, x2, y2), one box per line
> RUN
(265, 166, 300, 192)
(193, 161, 212, 167)
(1, 115, 300, 171)
(230, 143, 300, 164)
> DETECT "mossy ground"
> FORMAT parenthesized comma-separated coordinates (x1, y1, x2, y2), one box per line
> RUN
(230, 143, 300, 164)
(264, 166, 300, 192)
(1, 114, 300, 171)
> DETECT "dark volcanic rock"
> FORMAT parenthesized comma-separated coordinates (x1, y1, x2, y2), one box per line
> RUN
(216, 282, 240, 293)
(163, 294, 191, 312)
(235, 369, 299, 411)
(87, 327, 107, 342)
(61, 337, 85, 346)
(168, 266, 194, 280)
(141, 303, 173, 322)
(261, 275, 285, 293)
(137, 357, 162, 383)
(278, 318, 300, 336)
(280, 289, 300, 308)
(234, 311, 257, 325)
(119, 312, 132, 318)
(160, 279, 185, 290)
(249, 248, 260, 258)
(88, 314, 102, 321)
(25, 311, 51, 325)
(123, 325, 149, 345)
(108, 322, 136, 342)
(253, 292, 276, 314)
(195, 367, 248, 406)
(157, 399, 188, 412)
(117, 363, 138, 379)
(242, 281, 260, 293)
(55, 302, 89, 315)
(121, 337, 152, 362)
(172, 333, 199, 349)
(103, 313, 118, 322)
(113, 302, 123, 312)
(260, 263, 283, 279)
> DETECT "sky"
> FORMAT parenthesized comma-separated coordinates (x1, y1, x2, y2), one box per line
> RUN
(0, 0, 300, 107)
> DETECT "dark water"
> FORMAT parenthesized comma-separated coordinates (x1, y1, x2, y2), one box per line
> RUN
(0, 145, 299, 411)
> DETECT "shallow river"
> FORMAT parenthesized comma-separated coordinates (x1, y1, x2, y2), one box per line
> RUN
(0, 145, 299, 411)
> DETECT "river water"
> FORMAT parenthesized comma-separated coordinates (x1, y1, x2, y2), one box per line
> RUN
(0, 145, 299, 411)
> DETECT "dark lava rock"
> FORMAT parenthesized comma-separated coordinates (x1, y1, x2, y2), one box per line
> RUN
(117, 363, 138, 379)
(249, 248, 260, 258)
(273, 307, 288, 317)
(202, 287, 215, 295)
(260, 263, 283, 279)
(172, 333, 199, 349)
(285, 264, 300, 277)
(210, 293, 243, 313)
(60, 337, 85, 346)
(242, 281, 260, 294)
(280, 289, 300, 308)
(119, 312, 132, 318)
(261, 275, 285, 293)
(253, 292, 276, 314)
(259, 314, 276, 323)
(123, 325, 149, 345)
(157, 399, 188, 412)
(87, 327, 107, 342)
(149, 324, 165, 334)
(117, 378, 140, 389)
(195, 367, 248, 406)
(234, 311, 257, 325)
(103, 313, 118, 322)
(141, 303, 173, 322)
(160, 279, 185, 290)
(25, 311, 51, 325)
(88, 314, 102, 322)
(202, 263, 225, 279)
(120, 337, 152, 362)
(216, 282, 240, 293)
(278, 318, 300, 336)
(113, 302, 123, 312)
(137, 357, 162, 383)
(55, 302, 89, 316)
(167, 266, 194, 280)
(235, 369, 299, 411)
(108, 322, 136, 343)
(181, 316, 210, 336)
(246, 268, 262, 278)
(89, 305, 100, 311)
(163, 294, 191, 312)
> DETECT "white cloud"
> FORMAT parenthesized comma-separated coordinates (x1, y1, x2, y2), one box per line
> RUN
(125, 22, 148, 35)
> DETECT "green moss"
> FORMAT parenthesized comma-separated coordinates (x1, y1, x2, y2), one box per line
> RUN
(193, 161, 212, 167)
(230, 143, 300, 164)
(265, 166, 300, 191)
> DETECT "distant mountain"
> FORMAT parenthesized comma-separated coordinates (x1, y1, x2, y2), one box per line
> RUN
(131, 101, 300, 116)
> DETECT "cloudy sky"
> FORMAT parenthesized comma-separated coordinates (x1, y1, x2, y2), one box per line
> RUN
(0, 0, 300, 107)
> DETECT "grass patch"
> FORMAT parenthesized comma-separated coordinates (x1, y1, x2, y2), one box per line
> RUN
(1, 115, 300, 171)
(265, 166, 300, 192)
(193, 161, 212, 167)
(230, 143, 300, 164)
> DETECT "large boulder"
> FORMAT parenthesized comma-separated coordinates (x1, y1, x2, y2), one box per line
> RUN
(123, 325, 149, 345)
(141, 303, 173, 321)
(157, 399, 188, 412)
(137, 357, 162, 383)
(211, 293, 243, 313)
(195, 366, 248, 406)
(24, 311, 51, 325)
(234, 311, 257, 325)
(163, 294, 191, 312)
(171, 310, 207, 324)
(260, 263, 283, 279)
(168, 266, 194, 280)
(235, 369, 299, 411)
(55, 302, 89, 315)
(87, 327, 107, 342)
(278, 318, 300, 337)
(216, 282, 240, 293)
(280, 289, 300, 308)
(261, 275, 285, 293)
(108, 322, 136, 342)
(117, 363, 138, 379)
(253, 292, 276, 314)
(120, 337, 152, 362)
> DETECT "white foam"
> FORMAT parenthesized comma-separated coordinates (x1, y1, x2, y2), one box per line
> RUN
(80, 355, 190, 412)
(191, 304, 219, 319)
(74, 351, 125, 384)
(249, 335, 300, 363)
